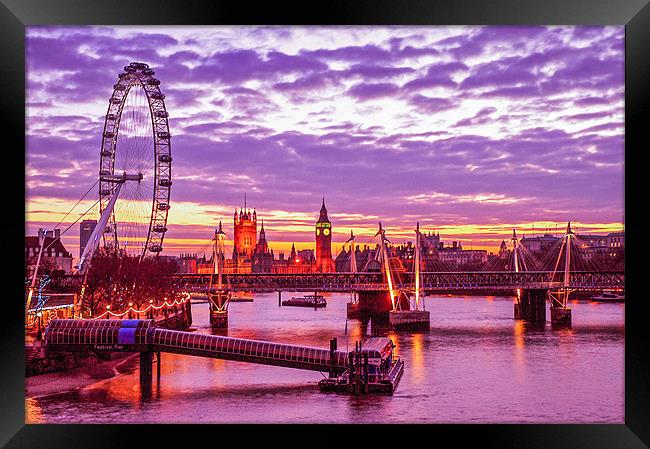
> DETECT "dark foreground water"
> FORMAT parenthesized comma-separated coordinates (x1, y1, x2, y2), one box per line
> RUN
(26, 294, 624, 423)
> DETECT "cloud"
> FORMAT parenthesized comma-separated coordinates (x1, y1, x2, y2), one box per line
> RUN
(25, 25, 625, 254)
(347, 82, 399, 100)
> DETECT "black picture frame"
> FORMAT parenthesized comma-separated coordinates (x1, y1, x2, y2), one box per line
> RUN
(2, 0, 649, 447)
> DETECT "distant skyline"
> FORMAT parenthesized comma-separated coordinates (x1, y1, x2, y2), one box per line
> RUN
(26, 26, 624, 258)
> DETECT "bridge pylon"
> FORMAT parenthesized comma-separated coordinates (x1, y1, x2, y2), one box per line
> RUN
(547, 222, 575, 328)
(209, 221, 230, 329)
(510, 228, 549, 325)
(387, 222, 429, 331)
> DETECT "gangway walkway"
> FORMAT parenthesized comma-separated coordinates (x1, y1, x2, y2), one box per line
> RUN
(44, 319, 350, 373)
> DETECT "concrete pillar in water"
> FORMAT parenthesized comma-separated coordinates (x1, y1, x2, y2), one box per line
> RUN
(210, 292, 228, 328)
(388, 310, 430, 331)
(358, 291, 392, 312)
(347, 302, 361, 319)
(516, 289, 547, 323)
(140, 351, 153, 391)
(278, 291, 282, 307)
(328, 338, 337, 378)
(550, 306, 572, 328)
(210, 309, 228, 328)
(156, 351, 161, 384)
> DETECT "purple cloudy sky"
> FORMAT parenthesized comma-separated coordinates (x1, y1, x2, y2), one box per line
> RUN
(25, 26, 625, 258)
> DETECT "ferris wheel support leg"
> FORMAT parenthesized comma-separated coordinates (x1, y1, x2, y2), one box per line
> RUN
(77, 183, 124, 272)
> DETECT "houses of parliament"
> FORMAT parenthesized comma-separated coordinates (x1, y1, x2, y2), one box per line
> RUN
(180, 198, 336, 274)
(178, 197, 492, 275)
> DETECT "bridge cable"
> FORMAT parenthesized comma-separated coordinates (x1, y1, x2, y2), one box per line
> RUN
(43, 197, 101, 253)
(53, 179, 99, 230)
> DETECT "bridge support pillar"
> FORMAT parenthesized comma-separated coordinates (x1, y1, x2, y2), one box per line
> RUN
(515, 289, 547, 323)
(329, 338, 337, 378)
(389, 310, 430, 331)
(209, 291, 228, 328)
(210, 310, 228, 328)
(350, 291, 392, 321)
(156, 351, 161, 384)
(139, 351, 153, 391)
(550, 306, 572, 328)
(278, 291, 282, 307)
(347, 302, 361, 319)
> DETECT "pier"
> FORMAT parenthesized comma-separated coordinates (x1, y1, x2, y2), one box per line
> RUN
(44, 319, 403, 395)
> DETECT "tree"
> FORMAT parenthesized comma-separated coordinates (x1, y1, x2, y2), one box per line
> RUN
(78, 248, 182, 317)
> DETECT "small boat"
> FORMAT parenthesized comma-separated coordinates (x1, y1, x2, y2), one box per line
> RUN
(282, 294, 326, 308)
(189, 292, 209, 303)
(591, 291, 625, 302)
(230, 291, 254, 302)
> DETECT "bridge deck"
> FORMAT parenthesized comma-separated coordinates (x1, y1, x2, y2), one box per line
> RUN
(44, 319, 351, 373)
(53, 271, 624, 292)
(173, 271, 625, 292)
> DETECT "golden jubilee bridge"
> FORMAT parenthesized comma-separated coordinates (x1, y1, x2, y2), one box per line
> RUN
(172, 271, 624, 293)
(48, 223, 624, 330)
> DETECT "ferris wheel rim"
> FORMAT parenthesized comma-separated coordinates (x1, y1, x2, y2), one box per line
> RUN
(98, 61, 172, 259)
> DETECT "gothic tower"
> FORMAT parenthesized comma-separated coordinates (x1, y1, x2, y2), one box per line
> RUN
(315, 198, 333, 272)
(233, 196, 257, 261)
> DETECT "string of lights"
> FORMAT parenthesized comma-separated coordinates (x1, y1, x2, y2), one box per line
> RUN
(90, 293, 190, 319)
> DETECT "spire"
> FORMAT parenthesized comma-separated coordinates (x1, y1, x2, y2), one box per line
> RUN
(317, 198, 330, 223)
(259, 219, 266, 240)
(566, 221, 574, 235)
(216, 220, 226, 236)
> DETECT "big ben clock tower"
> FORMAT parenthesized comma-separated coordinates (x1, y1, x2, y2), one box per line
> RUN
(315, 198, 333, 272)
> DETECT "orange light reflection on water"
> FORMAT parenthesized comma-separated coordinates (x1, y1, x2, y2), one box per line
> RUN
(25, 397, 44, 423)
(512, 319, 527, 382)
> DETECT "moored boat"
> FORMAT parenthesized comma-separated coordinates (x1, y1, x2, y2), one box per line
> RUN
(591, 291, 625, 302)
(282, 294, 326, 308)
(230, 291, 254, 302)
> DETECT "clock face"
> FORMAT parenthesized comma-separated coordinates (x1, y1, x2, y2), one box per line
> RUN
(323, 228, 330, 236)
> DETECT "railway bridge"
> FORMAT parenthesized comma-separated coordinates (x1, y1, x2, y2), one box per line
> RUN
(173, 271, 624, 292)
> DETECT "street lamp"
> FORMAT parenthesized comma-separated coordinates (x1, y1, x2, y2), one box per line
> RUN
(36, 312, 43, 341)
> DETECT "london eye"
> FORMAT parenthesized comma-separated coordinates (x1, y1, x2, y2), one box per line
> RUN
(95, 61, 172, 260)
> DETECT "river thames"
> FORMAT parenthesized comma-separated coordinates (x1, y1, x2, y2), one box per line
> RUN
(26, 293, 624, 424)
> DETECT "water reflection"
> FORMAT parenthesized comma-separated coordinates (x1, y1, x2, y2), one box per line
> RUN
(26, 294, 625, 424)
